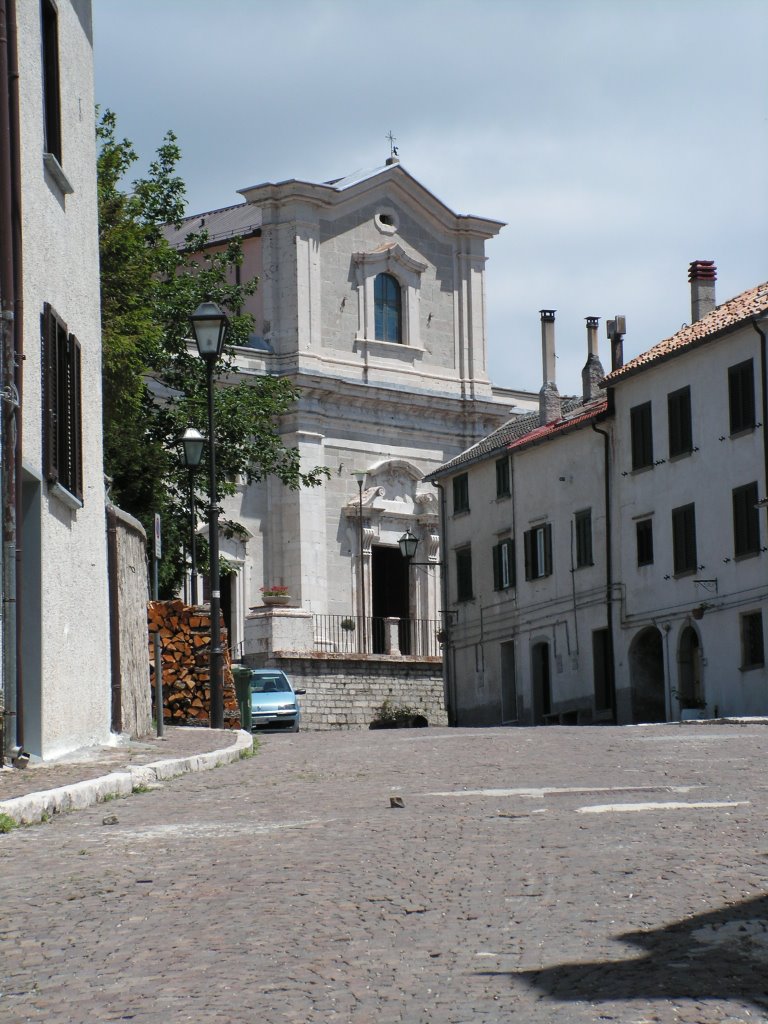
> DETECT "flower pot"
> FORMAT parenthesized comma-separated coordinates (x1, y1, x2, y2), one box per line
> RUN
(262, 594, 291, 606)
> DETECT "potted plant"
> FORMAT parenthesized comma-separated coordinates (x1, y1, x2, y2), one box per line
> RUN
(260, 584, 291, 606)
(672, 689, 708, 720)
(340, 617, 356, 632)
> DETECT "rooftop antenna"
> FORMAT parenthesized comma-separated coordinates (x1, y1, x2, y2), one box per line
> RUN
(386, 130, 399, 163)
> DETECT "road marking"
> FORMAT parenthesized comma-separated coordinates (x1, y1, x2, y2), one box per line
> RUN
(577, 800, 749, 814)
(425, 785, 696, 799)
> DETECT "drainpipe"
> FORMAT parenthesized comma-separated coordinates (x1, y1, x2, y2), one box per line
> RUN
(592, 420, 616, 720)
(433, 481, 455, 726)
(750, 315, 768, 527)
(0, 0, 21, 758)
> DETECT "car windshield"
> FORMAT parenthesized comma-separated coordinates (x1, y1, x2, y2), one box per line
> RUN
(250, 674, 291, 694)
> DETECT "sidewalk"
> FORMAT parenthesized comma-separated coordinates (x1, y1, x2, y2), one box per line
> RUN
(0, 726, 252, 826)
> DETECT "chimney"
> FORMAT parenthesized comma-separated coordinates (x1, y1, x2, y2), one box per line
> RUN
(689, 260, 716, 322)
(607, 315, 626, 372)
(538, 309, 561, 425)
(582, 316, 605, 401)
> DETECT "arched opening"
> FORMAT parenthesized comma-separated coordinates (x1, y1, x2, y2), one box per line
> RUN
(374, 272, 402, 342)
(629, 626, 666, 723)
(531, 641, 551, 724)
(678, 626, 703, 705)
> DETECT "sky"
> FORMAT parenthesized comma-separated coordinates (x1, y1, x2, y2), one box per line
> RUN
(92, 0, 768, 395)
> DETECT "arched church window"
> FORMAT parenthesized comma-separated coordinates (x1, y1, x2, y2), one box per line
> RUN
(374, 272, 402, 343)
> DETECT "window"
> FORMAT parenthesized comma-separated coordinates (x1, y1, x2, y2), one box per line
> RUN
(741, 611, 765, 669)
(42, 0, 61, 163)
(668, 386, 693, 458)
(672, 503, 697, 575)
(495, 456, 510, 498)
(42, 303, 83, 503)
(456, 547, 473, 602)
(453, 473, 469, 514)
(374, 272, 402, 343)
(493, 538, 515, 590)
(733, 482, 760, 558)
(524, 523, 552, 580)
(729, 360, 755, 434)
(630, 402, 653, 470)
(636, 518, 654, 566)
(574, 510, 593, 568)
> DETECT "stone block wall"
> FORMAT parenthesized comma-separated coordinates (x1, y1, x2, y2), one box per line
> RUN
(253, 653, 447, 730)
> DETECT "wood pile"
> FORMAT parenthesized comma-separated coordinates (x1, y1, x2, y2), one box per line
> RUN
(147, 600, 240, 728)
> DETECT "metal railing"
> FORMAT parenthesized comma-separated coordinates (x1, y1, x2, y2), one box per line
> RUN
(313, 614, 442, 658)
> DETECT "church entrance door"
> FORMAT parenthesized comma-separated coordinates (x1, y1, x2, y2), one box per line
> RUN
(371, 545, 410, 654)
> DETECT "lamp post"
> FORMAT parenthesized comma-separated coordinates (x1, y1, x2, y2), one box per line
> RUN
(353, 471, 366, 652)
(190, 301, 229, 729)
(398, 529, 443, 567)
(180, 427, 204, 604)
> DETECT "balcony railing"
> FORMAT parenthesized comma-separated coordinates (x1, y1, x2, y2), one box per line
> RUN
(313, 614, 442, 658)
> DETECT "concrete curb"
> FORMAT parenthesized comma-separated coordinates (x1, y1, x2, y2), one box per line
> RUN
(0, 730, 254, 827)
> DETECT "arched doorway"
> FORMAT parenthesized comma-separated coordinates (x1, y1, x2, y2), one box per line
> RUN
(678, 626, 703, 705)
(629, 626, 666, 723)
(531, 641, 551, 724)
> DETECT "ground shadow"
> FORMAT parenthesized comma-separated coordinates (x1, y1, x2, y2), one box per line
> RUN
(501, 893, 768, 1010)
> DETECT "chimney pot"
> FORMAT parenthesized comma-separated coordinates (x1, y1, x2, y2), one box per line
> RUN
(689, 260, 717, 322)
(539, 309, 561, 425)
(582, 317, 604, 401)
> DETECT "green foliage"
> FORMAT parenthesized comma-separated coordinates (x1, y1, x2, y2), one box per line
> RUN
(97, 110, 329, 594)
(374, 699, 419, 724)
(0, 812, 18, 833)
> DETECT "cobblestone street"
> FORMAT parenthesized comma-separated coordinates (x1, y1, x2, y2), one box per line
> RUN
(2, 723, 768, 1024)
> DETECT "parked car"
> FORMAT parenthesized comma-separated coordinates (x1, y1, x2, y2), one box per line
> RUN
(249, 669, 305, 732)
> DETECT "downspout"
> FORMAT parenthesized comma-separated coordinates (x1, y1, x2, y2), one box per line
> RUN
(592, 418, 616, 720)
(433, 481, 455, 726)
(8, 0, 22, 754)
(750, 317, 768, 526)
(106, 507, 122, 733)
(0, 0, 20, 758)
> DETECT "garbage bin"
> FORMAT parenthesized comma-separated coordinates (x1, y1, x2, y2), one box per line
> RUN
(231, 664, 253, 733)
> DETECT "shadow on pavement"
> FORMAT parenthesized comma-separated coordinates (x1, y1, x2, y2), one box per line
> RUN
(499, 893, 768, 1011)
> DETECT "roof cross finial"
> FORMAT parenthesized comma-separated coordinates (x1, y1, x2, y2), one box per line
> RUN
(386, 130, 399, 159)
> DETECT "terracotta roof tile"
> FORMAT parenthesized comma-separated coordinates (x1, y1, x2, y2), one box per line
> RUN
(603, 280, 768, 384)
(507, 400, 608, 453)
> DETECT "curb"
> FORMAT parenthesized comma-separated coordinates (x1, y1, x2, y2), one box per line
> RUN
(0, 729, 254, 827)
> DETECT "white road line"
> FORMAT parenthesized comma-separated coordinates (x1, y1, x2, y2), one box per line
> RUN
(577, 801, 750, 814)
(426, 785, 696, 799)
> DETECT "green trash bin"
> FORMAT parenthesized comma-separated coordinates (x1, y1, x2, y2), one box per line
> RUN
(231, 665, 253, 733)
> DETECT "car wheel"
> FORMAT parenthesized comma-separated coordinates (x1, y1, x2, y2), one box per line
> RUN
(290, 721, 300, 733)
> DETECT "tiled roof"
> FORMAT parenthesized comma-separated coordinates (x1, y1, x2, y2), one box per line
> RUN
(507, 400, 608, 453)
(425, 397, 584, 479)
(603, 280, 768, 384)
(164, 202, 261, 249)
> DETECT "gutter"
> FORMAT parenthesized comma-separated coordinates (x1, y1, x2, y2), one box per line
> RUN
(433, 480, 456, 726)
(591, 418, 617, 720)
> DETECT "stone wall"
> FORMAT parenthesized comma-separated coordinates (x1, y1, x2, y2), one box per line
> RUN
(107, 506, 152, 738)
(253, 654, 447, 730)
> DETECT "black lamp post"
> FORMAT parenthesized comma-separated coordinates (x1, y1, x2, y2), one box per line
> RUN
(181, 427, 204, 604)
(353, 471, 366, 651)
(399, 529, 443, 567)
(190, 301, 229, 729)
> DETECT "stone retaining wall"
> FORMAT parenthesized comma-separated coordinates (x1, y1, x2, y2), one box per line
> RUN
(252, 654, 447, 730)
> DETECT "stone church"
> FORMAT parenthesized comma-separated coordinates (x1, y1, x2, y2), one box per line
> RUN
(166, 157, 533, 661)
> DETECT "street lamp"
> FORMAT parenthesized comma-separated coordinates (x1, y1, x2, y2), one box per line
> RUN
(190, 301, 229, 729)
(180, 427, 204, 604)
(353, 470, 367, 651)
(398, 529, 443, 567)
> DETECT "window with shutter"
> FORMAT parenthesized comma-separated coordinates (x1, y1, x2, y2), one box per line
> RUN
(630, 402, 653, 470)
(729, 360, 755, 435)
(493, 538, 515, 590)
(574, 510, 593, 568)
(668, 386, 693, 458)
(42, 303, 83, 504)
(733, 482, 760, 557)
(524, 524, 552, 580)
(671, 503, 696, 575)
(456, 547, 473, 602)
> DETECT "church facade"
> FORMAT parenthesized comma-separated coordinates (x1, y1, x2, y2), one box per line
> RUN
(166, 160, 534, 657)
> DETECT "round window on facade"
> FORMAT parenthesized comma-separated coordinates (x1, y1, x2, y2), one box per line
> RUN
(375, 210, 398, 235)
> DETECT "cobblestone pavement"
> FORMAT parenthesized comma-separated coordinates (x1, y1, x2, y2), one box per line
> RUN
(2, 722, 768, 1024)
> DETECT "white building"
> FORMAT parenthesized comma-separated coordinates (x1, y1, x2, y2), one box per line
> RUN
(2, 0, 112, 758)
(608, 262, 768, 722)
(428, 264, 768, 726)
(167, 160, 535, 657)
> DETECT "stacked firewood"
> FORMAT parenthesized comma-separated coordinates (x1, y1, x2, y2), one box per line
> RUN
(147, 600, 239, 727)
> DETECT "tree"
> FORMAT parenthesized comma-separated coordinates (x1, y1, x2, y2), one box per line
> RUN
(97, 110, 328, 595)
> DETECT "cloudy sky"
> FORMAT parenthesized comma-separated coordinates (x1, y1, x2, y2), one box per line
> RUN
(93, 0, 767, 394)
